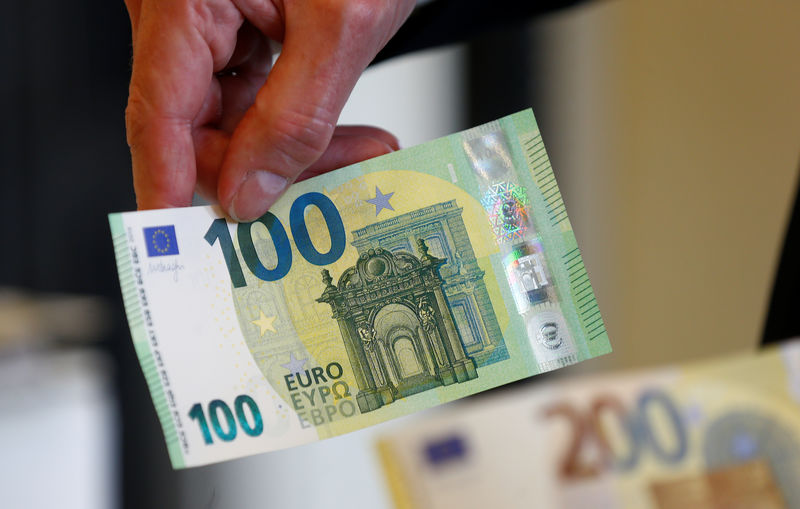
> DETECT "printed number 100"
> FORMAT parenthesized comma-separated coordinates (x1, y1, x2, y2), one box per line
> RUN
(189, 395, 263, 444)
(205, 192, 346, 286)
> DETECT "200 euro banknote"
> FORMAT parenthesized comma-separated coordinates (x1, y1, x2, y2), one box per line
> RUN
(109, 110, 611, 468)
(378, 341, 800, 509)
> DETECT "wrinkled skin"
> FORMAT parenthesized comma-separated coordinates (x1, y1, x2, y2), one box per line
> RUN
(124, 0, 416, 220)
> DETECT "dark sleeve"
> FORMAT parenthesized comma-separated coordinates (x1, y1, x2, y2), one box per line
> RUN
(374, 0, 586, 63)
(762, 173, 800, 345)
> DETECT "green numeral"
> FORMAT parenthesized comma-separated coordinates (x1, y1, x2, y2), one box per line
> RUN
(188, 403, 214, 445)
(189, 395, 264, 445)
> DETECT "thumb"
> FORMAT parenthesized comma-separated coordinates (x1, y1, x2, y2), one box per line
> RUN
(217, 1, 410, 221)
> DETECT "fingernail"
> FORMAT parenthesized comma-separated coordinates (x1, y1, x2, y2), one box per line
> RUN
(230, 171, 288, 222)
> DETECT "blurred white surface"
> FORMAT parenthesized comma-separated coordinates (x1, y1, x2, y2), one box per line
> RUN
(0, 350, 117, 509)
(339, 45, 467, 148)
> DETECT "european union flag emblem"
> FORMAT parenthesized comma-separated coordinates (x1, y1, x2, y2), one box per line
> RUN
(425, 435, 468, 466)
(143, 225, 180, 257)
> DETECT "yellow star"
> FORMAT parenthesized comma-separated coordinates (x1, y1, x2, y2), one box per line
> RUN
(251, 311, 277, 337)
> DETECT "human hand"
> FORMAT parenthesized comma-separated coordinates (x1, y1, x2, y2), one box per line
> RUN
(124, 0, 415, 220)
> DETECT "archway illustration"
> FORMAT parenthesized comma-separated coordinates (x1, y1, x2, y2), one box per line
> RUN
(394, 337, 422, 378)
(318, 239, 478, 413)
(350, 200, 508, 367)
(372, 302, 441, 395)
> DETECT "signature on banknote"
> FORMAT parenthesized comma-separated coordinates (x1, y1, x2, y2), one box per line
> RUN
(147, 260, 185, 282)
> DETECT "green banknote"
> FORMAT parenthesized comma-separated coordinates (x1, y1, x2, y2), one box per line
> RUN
(109, 110, 611, 468)
(378, 341, 800, 509)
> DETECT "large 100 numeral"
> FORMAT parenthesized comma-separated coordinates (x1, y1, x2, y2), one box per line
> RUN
(205, 192, 346, 287)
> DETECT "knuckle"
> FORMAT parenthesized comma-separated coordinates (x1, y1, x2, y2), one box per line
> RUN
(361, 137, 393, 158)
(268, 107, 336, 171)
(318, 0, 391, 33)
(345, 0, 391, 32)
(187, 0, 242, 69)
(124, 85, 188, 150)
(124, 88, 150, 149)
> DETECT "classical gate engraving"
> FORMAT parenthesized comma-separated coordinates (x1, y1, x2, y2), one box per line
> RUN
(317, 239, 478, 413)
(351, 200, 507, 366)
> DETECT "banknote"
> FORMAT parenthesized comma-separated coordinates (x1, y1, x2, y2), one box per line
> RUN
(109, 110, 611, 468)
(378, 341, 800, 509)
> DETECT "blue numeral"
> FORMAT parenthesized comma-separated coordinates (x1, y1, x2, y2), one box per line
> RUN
(189, 396, 264, 445)
(637, 390, 688, 464)
(204, 219, 247, 288)
(290, 192, 346, 266)
(207, 192, 347, 285)
(238, 212, 293, 282)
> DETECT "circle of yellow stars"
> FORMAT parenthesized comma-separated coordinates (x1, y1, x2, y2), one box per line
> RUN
(151, 228, 171, 254)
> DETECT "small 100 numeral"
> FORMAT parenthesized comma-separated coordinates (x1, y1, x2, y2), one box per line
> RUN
(189, 395, 263, 445)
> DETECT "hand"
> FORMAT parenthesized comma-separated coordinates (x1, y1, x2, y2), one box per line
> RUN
(124, 0, 415, 220)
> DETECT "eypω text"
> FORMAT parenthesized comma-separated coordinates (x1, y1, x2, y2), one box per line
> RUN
(284, 362, 358, 427)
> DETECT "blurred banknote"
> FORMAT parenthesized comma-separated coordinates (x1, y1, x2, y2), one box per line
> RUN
(378, 341, 800, 509)
(109, 110, 610, 468)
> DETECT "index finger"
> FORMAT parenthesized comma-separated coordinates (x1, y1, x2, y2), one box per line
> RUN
(125, 0, 242, 209)
(217, 0, 415, 221)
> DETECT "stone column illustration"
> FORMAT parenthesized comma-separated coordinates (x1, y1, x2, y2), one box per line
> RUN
(318, 238, 478, 412)
(318, 269, 385, 413)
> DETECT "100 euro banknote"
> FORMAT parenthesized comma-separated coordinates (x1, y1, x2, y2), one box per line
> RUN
(109, 110, 611, 468)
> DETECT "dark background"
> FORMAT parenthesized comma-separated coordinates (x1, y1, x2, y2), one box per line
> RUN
(1, 1, 796, 507)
